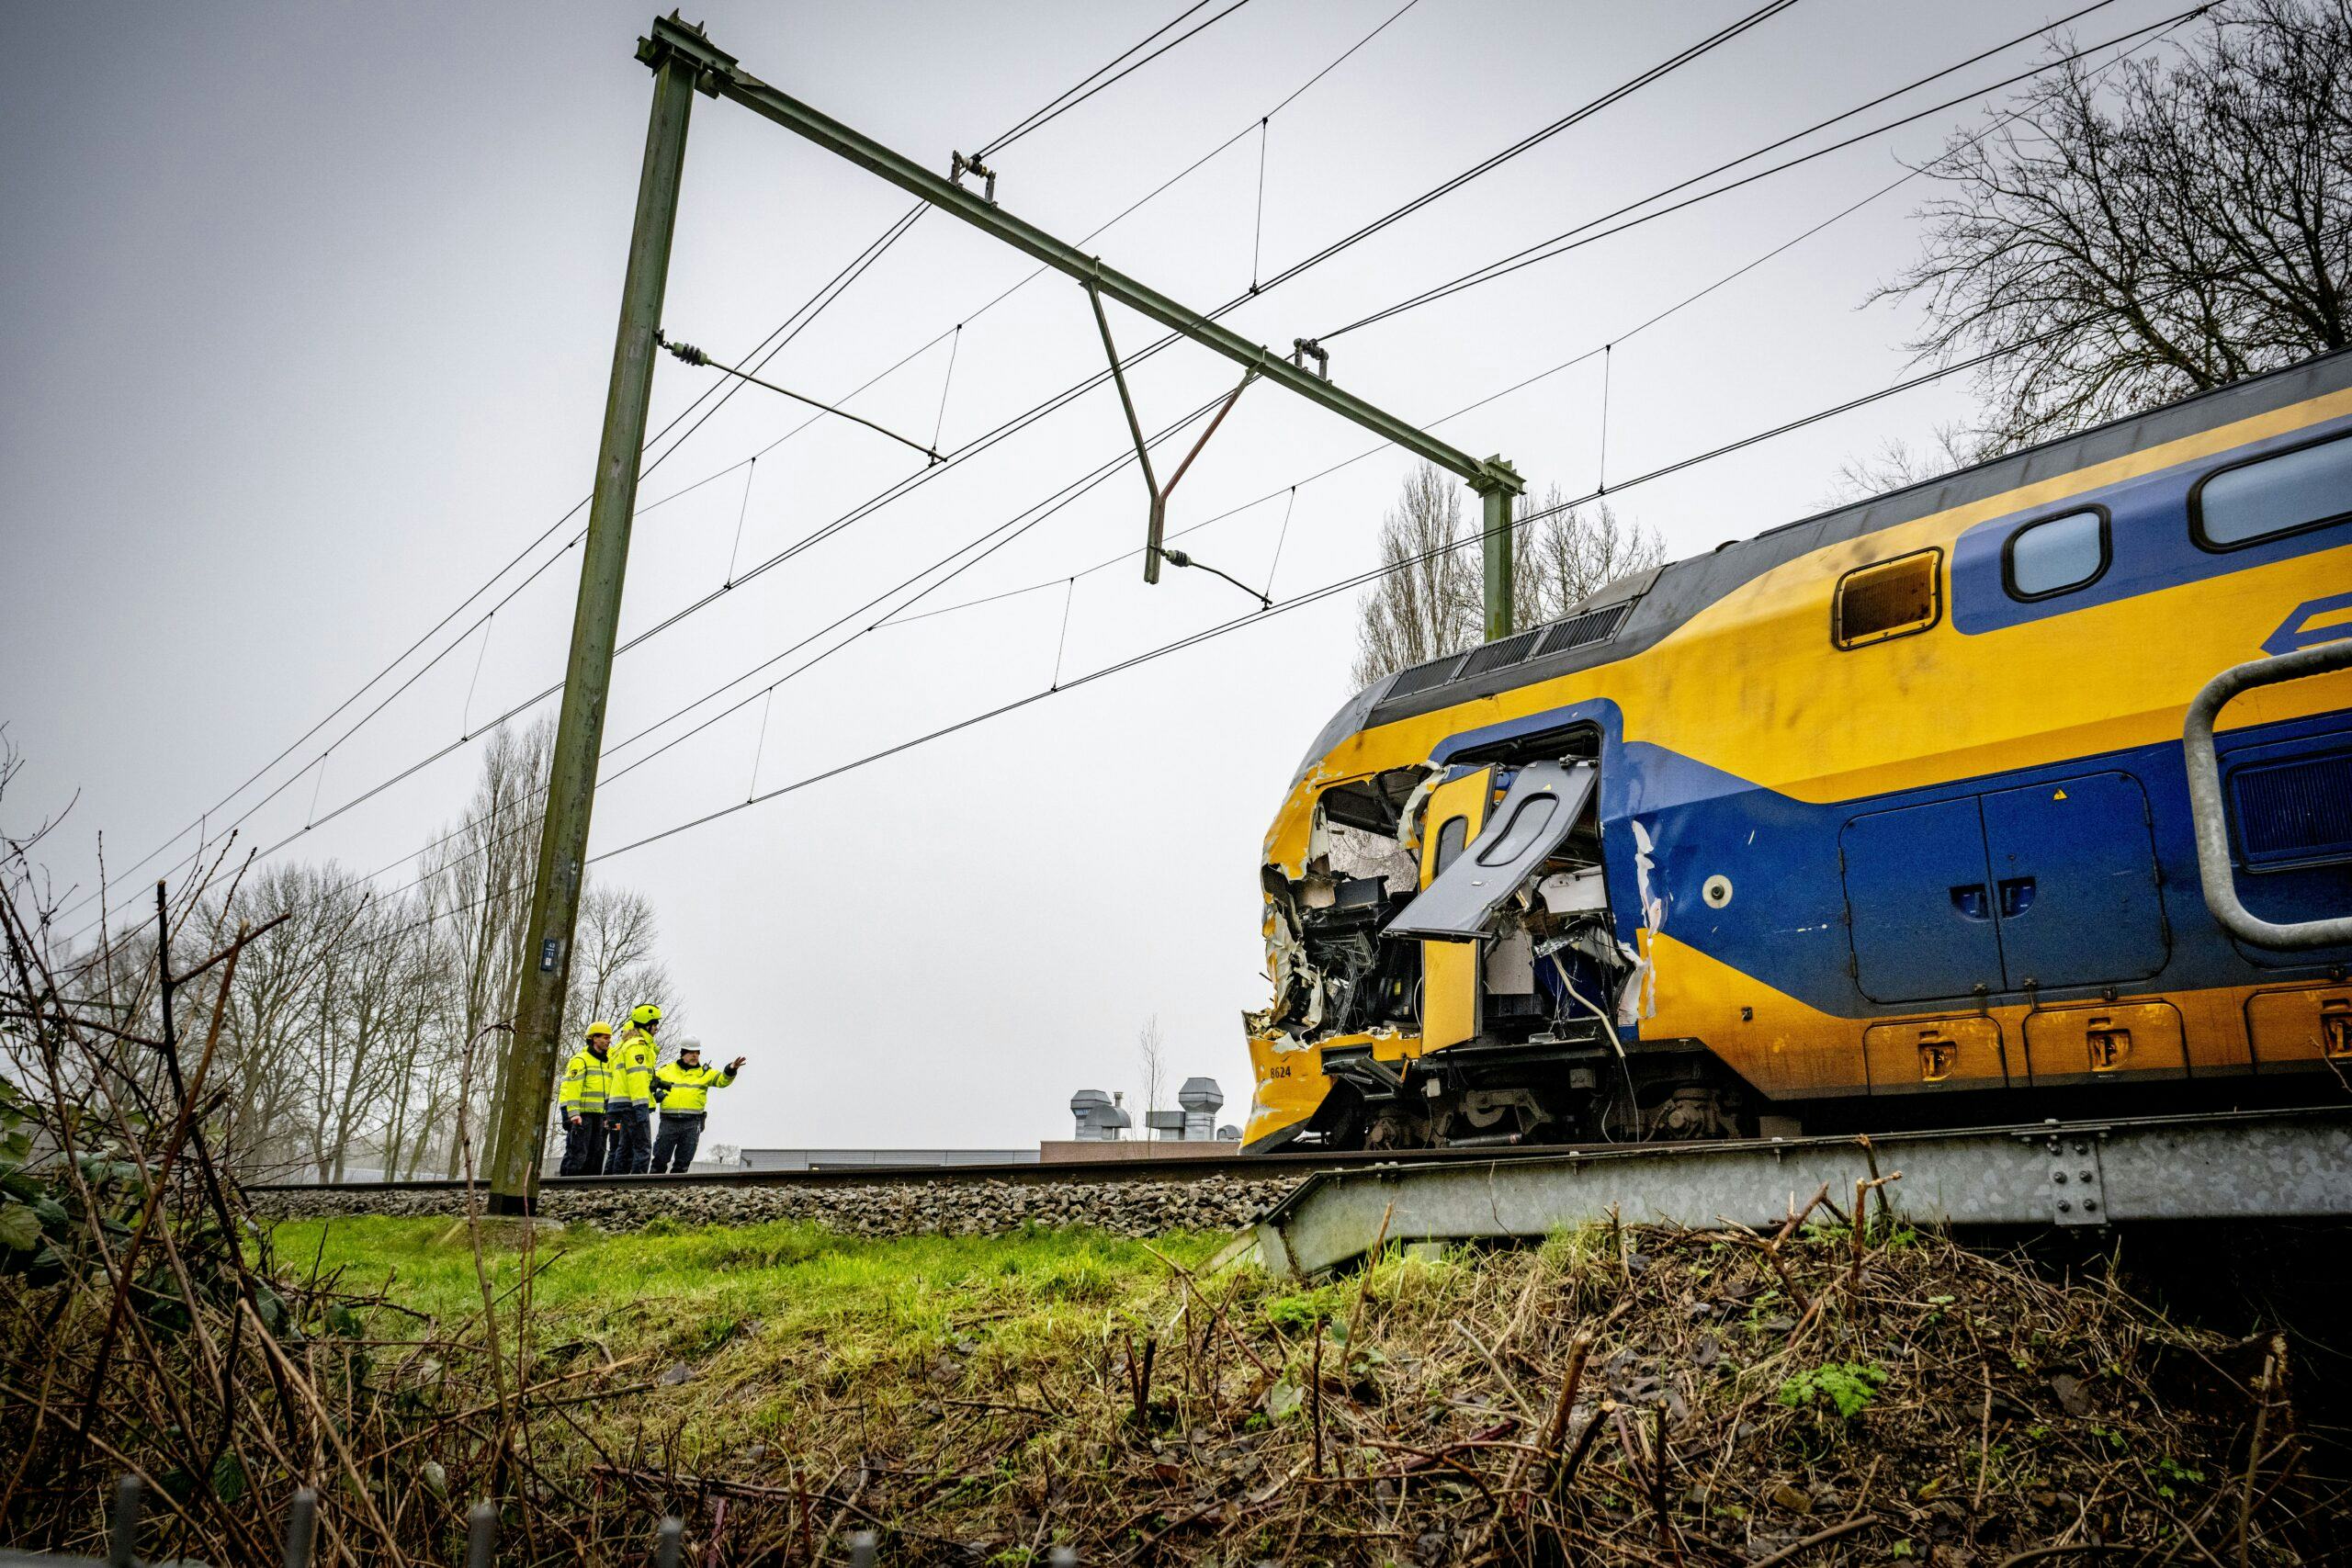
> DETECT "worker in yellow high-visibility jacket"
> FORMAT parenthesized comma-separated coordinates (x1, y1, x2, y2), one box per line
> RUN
(604, 1003, 662, 1176)
(650, 1039, 743, 1174)
(557, 1022, 616, 1176)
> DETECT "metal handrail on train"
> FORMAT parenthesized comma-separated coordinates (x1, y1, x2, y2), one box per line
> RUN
(2182, 637, 2352, 949)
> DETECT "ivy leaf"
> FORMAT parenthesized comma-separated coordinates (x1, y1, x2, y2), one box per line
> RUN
(0, 1200, 42, 1252)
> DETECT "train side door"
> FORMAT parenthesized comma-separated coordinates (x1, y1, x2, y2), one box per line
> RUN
(1416, 768, 1493, 1051)
(1980, 773, 2169, 990)
(1840, 798, 2006, 1003)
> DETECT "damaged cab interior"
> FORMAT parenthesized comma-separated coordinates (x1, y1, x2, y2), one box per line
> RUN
(1252, 727, 1740, 1151)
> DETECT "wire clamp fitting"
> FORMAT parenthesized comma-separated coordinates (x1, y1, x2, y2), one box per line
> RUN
(1291, 337, 1329, 381)
(949, 151, 999, 205)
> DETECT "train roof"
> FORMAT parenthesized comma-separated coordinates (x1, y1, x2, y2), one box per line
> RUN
(1294, 345, 2352, 776)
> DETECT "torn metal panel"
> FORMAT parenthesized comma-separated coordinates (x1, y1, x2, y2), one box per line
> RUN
(1387, 761, 1600, 941)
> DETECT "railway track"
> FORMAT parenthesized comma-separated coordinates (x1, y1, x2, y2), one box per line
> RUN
(247, 1138, 1629, 1194)
(250, 1104, 2352, 1208)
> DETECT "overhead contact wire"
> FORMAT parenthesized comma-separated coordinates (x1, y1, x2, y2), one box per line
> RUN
(1319, 0, 2186, 337)
(118, 0, 1805, 927)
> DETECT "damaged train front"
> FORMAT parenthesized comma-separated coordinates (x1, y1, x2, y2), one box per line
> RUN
(1243, 713, 1679, 1153)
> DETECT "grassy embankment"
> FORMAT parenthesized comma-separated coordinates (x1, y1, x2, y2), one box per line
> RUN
(259, 1212, 2338, 1564)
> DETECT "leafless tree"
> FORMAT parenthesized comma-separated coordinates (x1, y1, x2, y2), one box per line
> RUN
(1516, 487, 1665, 619)
(422, 718, 551, 1171)
(48, 714, 680, 1183)
(1135, 1015, 1168, 1138)
(564, 881, 675, 1068)
(1351, 468, 1665, 686)
(1821, 423, 1997, 506)
(1877, 0, 2352, 452)
(1351, 464, 1479, 688)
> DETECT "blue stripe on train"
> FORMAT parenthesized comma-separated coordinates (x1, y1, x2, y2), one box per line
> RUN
(1951, 411, 2352, 637)
(1435, 704, 2352, 1023)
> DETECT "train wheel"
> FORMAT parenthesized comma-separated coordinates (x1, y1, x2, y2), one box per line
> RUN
(1364, 1105, 1430, 1150)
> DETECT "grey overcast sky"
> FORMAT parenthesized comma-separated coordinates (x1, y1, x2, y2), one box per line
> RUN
(1, 0, 2198, 1150)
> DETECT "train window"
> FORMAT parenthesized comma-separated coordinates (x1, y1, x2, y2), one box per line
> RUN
(2003, 507, 2109, 600)
(1833, 547, 1942, 649)
(2192, 430, 2352, 549)
(1476, 795, 1559, 866)
(1433, 815, 1470, 875)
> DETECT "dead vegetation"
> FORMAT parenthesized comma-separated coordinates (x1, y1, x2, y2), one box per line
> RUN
(468, 1205, 2339, 1567)
(70, 1196, 2335, 1568)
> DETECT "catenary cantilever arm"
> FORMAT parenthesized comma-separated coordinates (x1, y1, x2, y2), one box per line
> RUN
(640, 15, 1521, 504)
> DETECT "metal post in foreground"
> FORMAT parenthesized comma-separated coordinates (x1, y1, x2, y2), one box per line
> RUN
(484, 24, 724, 1213)
(1476, 457, 1521, 641)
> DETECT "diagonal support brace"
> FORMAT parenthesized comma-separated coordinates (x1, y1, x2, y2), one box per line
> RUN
(1087, 280, 1257, 585)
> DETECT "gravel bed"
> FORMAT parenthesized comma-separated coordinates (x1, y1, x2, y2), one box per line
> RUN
(249, 1175, 1298, 1236)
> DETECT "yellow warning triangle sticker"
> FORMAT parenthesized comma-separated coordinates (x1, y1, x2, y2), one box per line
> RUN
(2052, 788, 2068, 800)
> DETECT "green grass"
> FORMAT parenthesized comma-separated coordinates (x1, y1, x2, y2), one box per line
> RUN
(271, 1215, 1228, 1382)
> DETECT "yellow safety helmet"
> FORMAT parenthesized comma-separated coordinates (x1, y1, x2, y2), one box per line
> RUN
(628, 1004, 662, 1028)
(585, 1021, 614, 1040)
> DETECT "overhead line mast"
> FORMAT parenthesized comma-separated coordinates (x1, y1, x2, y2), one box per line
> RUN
(482, 16, 1526, 1211)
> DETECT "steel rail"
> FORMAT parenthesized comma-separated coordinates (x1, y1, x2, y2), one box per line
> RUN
(250, 1106, 2352, 1199)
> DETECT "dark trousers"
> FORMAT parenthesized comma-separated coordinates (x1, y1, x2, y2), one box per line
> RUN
(560, 1111, 607, 1176)
(603, 1105, 652, 1175)
(651, 1115, 704, 1174)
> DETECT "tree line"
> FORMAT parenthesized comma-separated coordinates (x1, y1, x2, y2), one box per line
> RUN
(37, 719, 674, 1182)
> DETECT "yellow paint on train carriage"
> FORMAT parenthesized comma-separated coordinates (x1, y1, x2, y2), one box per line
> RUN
(1251, 376, 2352, 1147)
(1613, 531, 2352, 807)
(1264, 384, 2352, 880)
(1636, 925, 2322, 1097)
(1242, 1029, 1413, 1145)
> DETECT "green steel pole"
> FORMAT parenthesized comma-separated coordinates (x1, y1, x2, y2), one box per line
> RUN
(1476, 458, 1521, 641)
(484, 24, 723, 1213)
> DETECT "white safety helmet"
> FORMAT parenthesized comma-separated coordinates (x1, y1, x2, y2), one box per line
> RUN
(674, 1037, 704, 1058)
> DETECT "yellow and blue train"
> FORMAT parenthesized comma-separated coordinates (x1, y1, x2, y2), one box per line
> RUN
(1244, 350, 2352, 1151)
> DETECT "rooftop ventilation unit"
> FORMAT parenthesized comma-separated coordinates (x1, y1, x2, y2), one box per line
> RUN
(1069, 1089, 1132, 1141)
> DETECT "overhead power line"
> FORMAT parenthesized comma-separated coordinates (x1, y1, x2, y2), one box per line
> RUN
(1247, 0, 1805, 297)
(162, 1, 1455, 923)
(581, 275, 2302, 869)
(57, 0, 1251, 935)
(74, 0, 1815, 948)
(226, 386, 1257, 935)
(143, 7, 2268, 965)
(1322, 0, 2208, 339)
(978, 0, 1258, 157)
(190, 204, 2343, 974)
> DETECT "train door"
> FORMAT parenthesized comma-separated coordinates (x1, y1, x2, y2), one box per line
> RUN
(1840, 798, 2005, 1003)
(1414, 768, 1492, 1050)
(1981, 772, 2179, 1084)
(1980, 773, 2170, 990)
